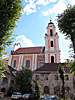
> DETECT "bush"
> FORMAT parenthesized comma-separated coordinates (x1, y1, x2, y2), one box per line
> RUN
(7, 86, 16, 96)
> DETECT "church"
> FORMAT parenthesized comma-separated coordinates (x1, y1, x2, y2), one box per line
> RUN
(8, 20, 60, 71)
(7, 20, 74, 97)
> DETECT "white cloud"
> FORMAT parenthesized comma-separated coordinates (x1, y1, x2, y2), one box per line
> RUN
(60, 51, 67, 63)
(69, 0, 75, 5)
(42, 0, 67, 16)
(15, 35, 34, 47)
(36, 0, 57, 6)
(24, 3, 36, 15)
(23, 0, 57, 15)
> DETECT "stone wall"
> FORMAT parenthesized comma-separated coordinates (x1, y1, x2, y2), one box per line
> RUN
(33, 72, 74, 98)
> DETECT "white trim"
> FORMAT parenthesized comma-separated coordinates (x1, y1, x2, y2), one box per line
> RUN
(8, 55, 12, 66)
(12, 53, 44, 56)
(18, 55, 21, 71)
(21, 55, 23, 68)
(45, 54, 48, 63)
(35, 54, 37, 70)
(32, 55, 34, 71)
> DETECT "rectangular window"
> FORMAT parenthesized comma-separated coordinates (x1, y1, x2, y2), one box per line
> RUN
(65, 75, 69, 80)
(13, 60, 17, 68)
(38, 59, 44, 68)
(45, 75, 48, 80)
(54, 75, 58, 80)
(25, 60, 30, 68)
(36, 75, 39, 80)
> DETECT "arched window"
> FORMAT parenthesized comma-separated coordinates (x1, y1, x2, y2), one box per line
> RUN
(44, 86, 49, 94)
(51, 56, 54, 63)
(50, 29, 53, 36)
(51, 41, 53, 47)
(1, 88, 6, 93)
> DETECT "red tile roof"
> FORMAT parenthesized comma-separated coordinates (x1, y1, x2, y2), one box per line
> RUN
(34, 63, 70, 73)
(11, 46, 45, 55)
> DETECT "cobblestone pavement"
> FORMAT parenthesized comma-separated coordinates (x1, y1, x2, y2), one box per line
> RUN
(0, 98, 11, 100)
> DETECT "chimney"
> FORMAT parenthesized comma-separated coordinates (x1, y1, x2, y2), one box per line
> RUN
(14, 43, 21, 51)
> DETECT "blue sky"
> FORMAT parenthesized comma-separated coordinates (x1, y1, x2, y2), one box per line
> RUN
(6, 0, 75, 62)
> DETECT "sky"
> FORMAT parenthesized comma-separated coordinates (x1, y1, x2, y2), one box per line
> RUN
(6, 0, 75, 62)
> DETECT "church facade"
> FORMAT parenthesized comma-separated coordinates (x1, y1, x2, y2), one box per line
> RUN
(7, 20, 75, 97)
(8, 21, 60, 71)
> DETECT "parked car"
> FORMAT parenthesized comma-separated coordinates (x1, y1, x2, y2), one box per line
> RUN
(11, 92, 22, 100)
(41, 96, 52, 100)
(41, 95, 60, 100)
(50, 95, 60, 100)
(22, 94, 32, 100)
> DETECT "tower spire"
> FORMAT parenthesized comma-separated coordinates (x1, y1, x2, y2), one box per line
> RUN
(50, 17, 52, 23)
(49, 17, 53, 24)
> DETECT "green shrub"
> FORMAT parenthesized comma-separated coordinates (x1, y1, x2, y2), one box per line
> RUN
(7, 86, 16, 96)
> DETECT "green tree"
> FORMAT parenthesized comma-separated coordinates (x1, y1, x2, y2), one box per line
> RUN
(16, 69, 32, 94)
(57, 5, 75, 59)
(58, 65, 65, 99)
(32, 80, 40, 100)
(7, 86, 16, 96)
(0, 61, 7, 78)
(0, 0, 23, 77)
(66, 60, 75, 92)
(57, 5, 75, 94)
(0, 0, 23, 58)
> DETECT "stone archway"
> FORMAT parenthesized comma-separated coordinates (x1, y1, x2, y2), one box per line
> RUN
(1, 87, 6, 93)
(44, 86, 49, 94)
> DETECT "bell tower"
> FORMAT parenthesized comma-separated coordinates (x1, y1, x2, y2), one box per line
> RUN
(45, 20, 60, 63)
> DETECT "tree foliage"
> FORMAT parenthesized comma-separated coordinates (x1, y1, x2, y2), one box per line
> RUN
(0, 0, 23, 59)
(16, 69, 32, 94)
(7, 86, 16, 96)
(57, 5, 75, 59)
(0, 61, 7, 78)
(58, 65, 65, 98)
(32, 80, 40, 100)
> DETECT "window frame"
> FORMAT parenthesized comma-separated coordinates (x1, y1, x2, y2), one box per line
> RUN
(65, 75, 69, 81)
(35, 75, 39, 80)
(25, 59, 31, 68)
(54, 75, 58, 80)
(45, 75, 48, 80)
(50, 29, 53, 36)
(50, 41, 54, 47)
(38, 59, 44, 68)
(13, 60, 17, 68)
(51, 56, 54, 63)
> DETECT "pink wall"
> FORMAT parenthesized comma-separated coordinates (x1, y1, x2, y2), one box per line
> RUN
(12, 56, 19, 70)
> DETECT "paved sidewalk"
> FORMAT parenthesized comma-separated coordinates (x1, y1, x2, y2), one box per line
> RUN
(0, 97, 11, 100)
